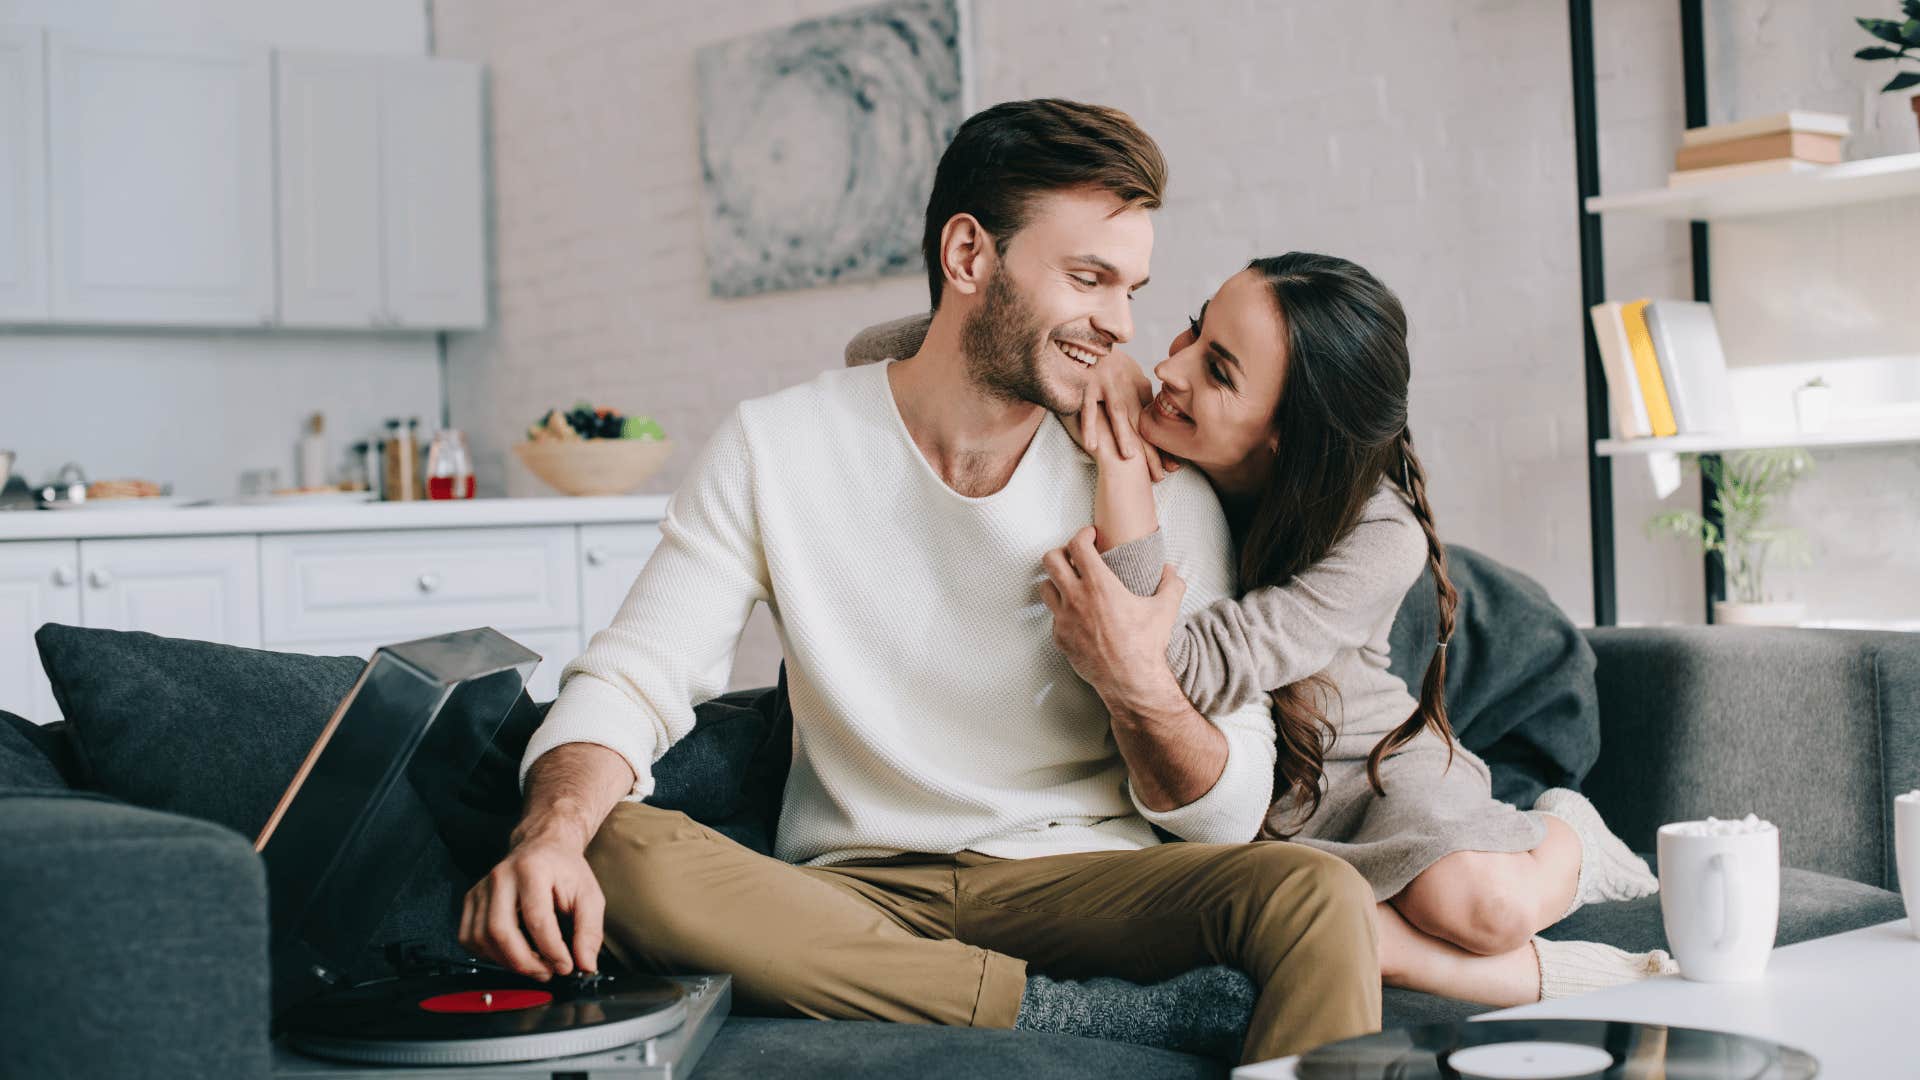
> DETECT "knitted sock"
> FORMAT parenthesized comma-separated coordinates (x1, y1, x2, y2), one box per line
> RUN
(1013, 967, 1256, 1060)
(1532, 937, 1677, 1000)
(1534, 787, 1659, 917)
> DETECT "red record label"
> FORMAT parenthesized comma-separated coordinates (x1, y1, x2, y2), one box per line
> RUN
(418, 989, 554, 1014)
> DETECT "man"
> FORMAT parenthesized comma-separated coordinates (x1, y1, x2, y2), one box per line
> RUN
(462, 99, 1379, 1064)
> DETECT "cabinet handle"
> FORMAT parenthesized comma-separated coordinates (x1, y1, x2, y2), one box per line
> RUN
(417, 573, 440, 594)
(86, 568, 113, 590)
(51, 566, 75, 587)
(585, 546, 608, 567)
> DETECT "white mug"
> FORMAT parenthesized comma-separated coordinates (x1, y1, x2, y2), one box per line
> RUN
(1658, 819, 1780, 982)
(1897, 791, 1920, 940)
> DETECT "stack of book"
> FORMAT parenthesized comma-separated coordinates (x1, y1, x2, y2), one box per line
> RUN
(1668, 110, 1850, 187)
(1589, 300, 1735, 441)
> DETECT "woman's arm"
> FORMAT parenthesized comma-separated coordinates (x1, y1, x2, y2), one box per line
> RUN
(1086, 400, 1157, 552)
(1169, 493, 1430, 714)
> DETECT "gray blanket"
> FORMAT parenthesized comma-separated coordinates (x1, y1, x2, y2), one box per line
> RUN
(1387, 544, 1601, 809)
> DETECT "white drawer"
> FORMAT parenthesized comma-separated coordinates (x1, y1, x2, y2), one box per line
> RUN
(262, 527, 579, 642)
(269, 626, 581, 703)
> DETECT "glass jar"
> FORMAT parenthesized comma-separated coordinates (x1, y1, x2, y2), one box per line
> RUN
(425, 429, 476, 500)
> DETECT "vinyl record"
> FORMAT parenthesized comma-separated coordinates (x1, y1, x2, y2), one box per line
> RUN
(1298, 1019, 1817, 1079)
(282, 971, 688, 1066)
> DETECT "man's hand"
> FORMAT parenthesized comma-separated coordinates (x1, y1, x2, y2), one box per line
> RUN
(459, 830, 606, 980)
(458, 742, 635, 980)
(1076, 349, 1180, 482)
(1040, 526, 1187, 703)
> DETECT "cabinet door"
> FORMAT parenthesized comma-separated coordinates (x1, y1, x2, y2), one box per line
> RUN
(78, 536, 261, 647)
(0, 26, 48, 321)
(578, 523, 663, 638)
(276, 51, 383, 328)
(381, 57, 486, 329)
(46, 33, 273, 325)
(0, 542, 81, 724)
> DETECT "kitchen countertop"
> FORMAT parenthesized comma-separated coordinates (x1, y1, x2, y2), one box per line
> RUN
(0, 495, 672, 541)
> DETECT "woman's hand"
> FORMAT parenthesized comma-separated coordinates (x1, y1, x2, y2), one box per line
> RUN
(1041, 526, 1187, 702)
(1076, 349, 1180, 482)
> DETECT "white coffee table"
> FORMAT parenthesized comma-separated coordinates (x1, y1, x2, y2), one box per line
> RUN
(1234, 919, 1918, 1078)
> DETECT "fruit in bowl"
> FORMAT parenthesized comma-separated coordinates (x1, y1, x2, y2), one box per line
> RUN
(513, 403, 672, 496)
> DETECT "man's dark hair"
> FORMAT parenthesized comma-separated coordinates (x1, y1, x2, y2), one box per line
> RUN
(921, 99, 1167, 309)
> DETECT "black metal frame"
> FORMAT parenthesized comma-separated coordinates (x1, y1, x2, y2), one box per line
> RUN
(1570, 0, 1725, 625)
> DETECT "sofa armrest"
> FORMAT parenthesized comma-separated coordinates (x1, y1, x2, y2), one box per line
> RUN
(0, 791, 271, 1080)
(1581, 627, 1920, 889)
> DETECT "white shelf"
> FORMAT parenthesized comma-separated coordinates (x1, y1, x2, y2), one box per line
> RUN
(1585, 152, 1920, 220)
(1595, 425, 1920, 456)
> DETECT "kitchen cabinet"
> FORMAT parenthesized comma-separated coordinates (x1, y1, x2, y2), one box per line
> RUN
(45, 32, 273, 325)
(260, 526, 577, 643)
(380, 57, 487, 329)
(276, 51, 384, 328)
(277, 54, 486, 330)
(0, 503, 669, 725)
(579, 523, 663, 638)
(0, 26, 47, 320)
(0, 541, 79, 724)
(76, 536, 262, 647)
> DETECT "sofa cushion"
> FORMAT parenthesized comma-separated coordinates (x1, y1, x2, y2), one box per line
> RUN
(1389, 544, 1600, 809)
(0, 710, 70, 790)
(706, 1018, 1225, 1080)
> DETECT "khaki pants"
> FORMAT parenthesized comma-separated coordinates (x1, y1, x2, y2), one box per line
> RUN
(586, 804, 1381, 1063)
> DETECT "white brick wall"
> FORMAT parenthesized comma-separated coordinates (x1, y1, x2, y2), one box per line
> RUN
(431, 0, 1920, 684)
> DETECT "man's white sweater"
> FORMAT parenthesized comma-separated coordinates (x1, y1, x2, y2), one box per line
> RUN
(522, 362, 1276, 866)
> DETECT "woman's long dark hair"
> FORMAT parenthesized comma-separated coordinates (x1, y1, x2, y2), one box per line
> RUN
(1238, 253, 1459, 838)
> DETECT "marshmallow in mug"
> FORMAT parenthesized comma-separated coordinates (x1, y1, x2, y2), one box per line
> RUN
(1666, 813, 1776, 837)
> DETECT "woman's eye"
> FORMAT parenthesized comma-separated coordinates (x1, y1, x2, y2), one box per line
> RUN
(1207, 361, 1234, 390)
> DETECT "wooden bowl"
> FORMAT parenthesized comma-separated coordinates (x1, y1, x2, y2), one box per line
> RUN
(512, 439, 673, 496)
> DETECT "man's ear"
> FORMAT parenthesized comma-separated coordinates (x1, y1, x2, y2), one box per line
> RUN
(939, 213, 992, 298)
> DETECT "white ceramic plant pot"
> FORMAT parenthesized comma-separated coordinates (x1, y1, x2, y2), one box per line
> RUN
(1713, 600, 1806, 627)
(1793, 384, 1832, 434)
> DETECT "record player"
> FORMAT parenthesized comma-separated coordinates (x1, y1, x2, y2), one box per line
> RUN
(257, 628, 730, 1079)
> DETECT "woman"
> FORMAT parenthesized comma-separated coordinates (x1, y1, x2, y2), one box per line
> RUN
(852, 253, 1669, 1006)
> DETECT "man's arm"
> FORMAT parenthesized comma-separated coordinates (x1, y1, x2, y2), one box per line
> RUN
(464, 407, 771, 979)
(1046, 528, 1277, 844)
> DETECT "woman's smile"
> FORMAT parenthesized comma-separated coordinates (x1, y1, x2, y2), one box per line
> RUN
(1150, 389, 1192, 424)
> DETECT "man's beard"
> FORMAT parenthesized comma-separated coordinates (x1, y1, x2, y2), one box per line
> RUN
(959, 269, 1078, 415)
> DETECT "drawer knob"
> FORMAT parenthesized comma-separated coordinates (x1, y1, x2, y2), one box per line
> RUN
(417, 573, 441, 594)
(86, 568, 113, 590)
(51, 566, 75, 587)
(585, 546, 609, 567)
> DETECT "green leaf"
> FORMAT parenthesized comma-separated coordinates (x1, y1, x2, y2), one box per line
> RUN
(1906, 0, 1920, 20)
(1905, 18, 1920, 44)
(1860, 16, 1911, 44)
(1885, 70, 1920, 91)
(1856, 45, 1905, 59)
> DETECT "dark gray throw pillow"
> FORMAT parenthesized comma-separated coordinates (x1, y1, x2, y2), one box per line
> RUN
(34, 624, 368, 836)
(0, 709, 71, 791)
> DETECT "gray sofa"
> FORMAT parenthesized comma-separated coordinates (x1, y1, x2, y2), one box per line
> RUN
(3, 590, 1913, 1077)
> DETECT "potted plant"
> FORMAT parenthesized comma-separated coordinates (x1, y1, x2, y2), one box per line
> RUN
(1647, 449, 1815, 626)
(1855, 4, 1920, 139)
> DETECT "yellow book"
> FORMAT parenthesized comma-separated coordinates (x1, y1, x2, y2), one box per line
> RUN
(1621, 300, 1677, 437)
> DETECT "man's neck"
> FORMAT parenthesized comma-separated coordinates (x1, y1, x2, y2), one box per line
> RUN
(887, 309, 1049, 498)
